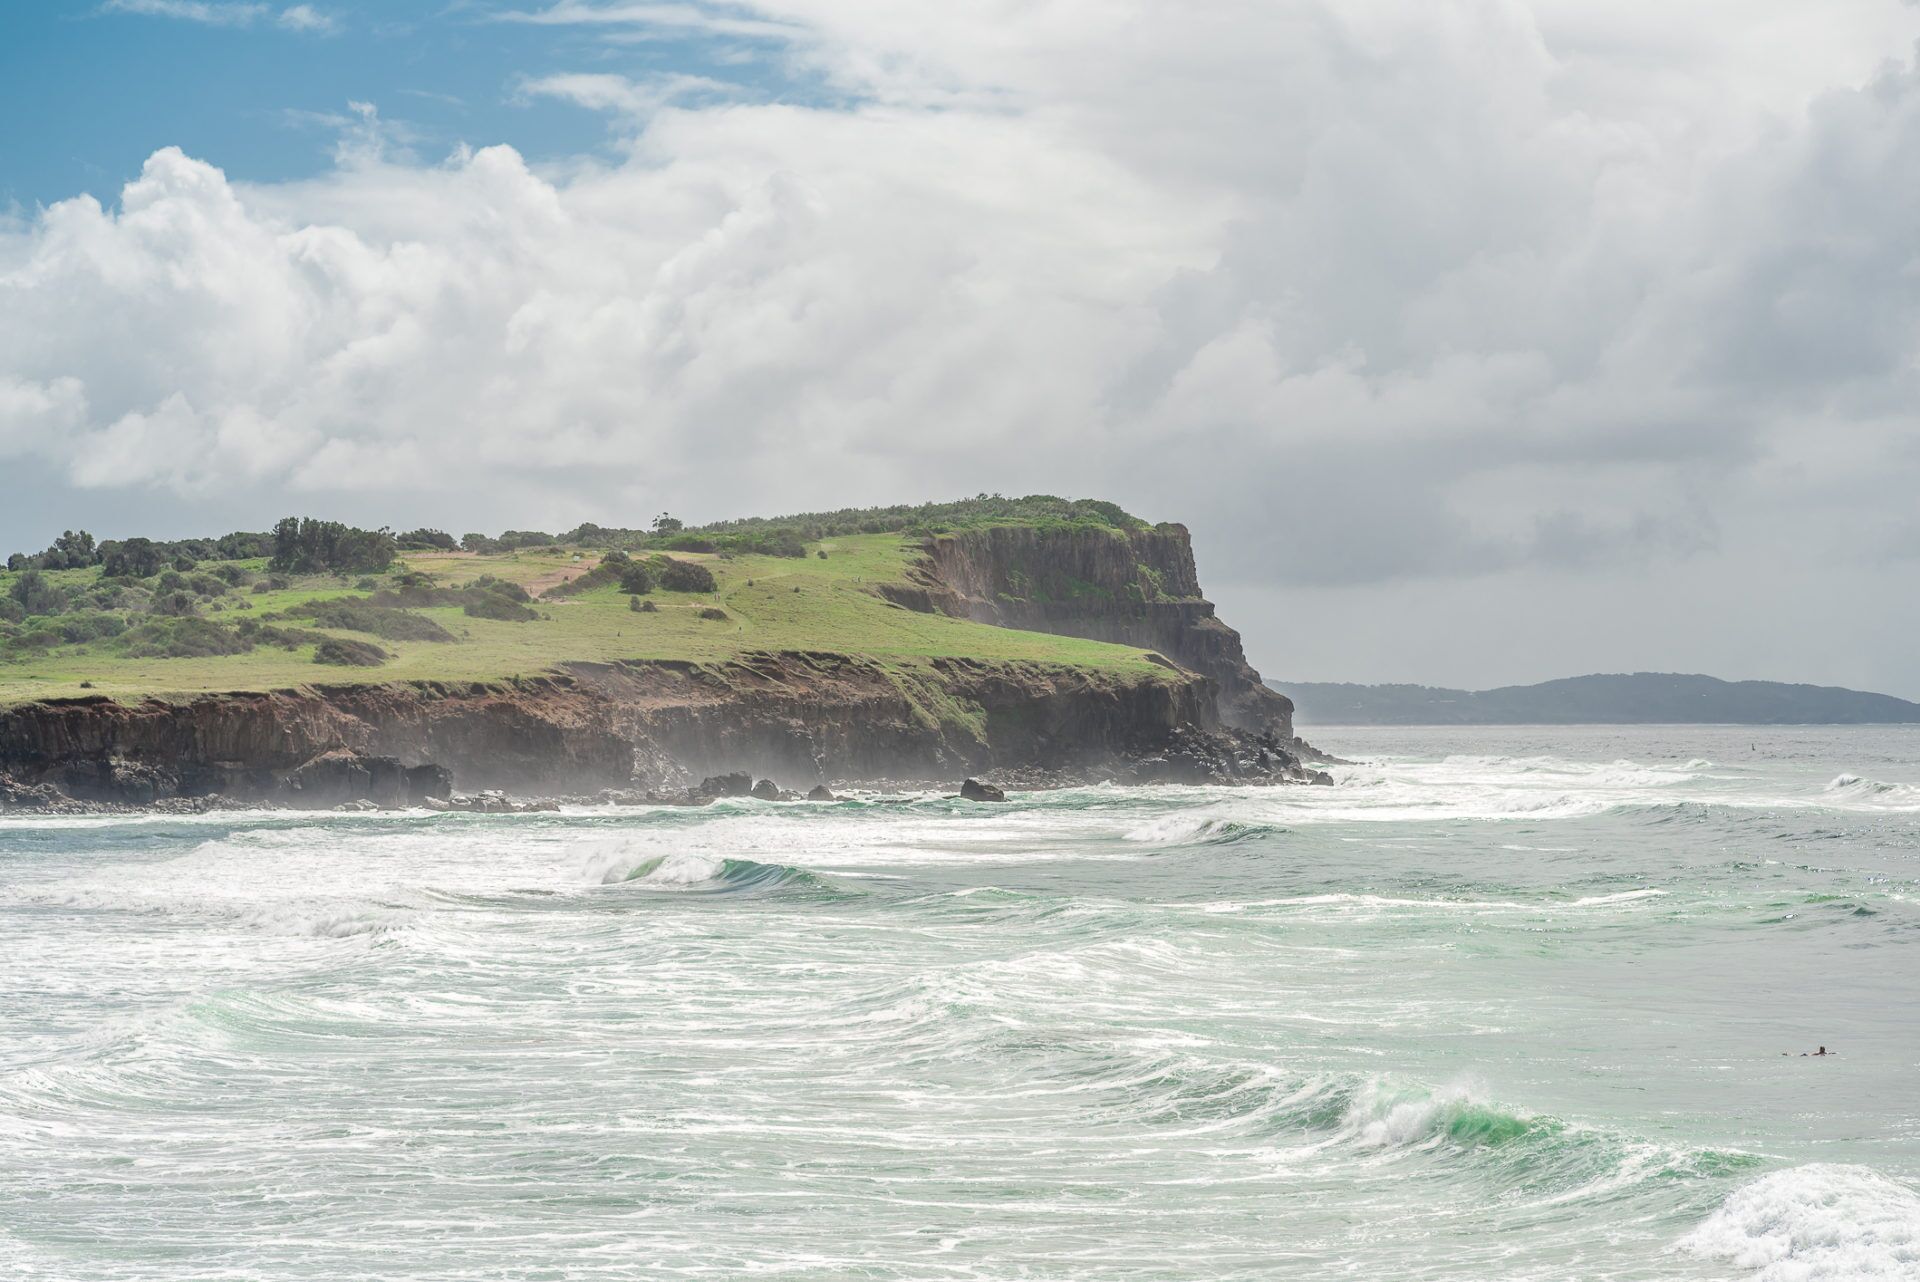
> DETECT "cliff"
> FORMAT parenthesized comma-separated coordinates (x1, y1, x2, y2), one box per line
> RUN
(886, 524, 1295, 735)
(0, 652, 1317, 810)
(0, 505, 1324, 811)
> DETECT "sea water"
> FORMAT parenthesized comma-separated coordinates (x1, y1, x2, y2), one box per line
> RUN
(1, 724, 1917, 1280)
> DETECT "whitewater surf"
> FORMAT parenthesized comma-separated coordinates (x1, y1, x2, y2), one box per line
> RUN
(2, 723, 1917, 1280)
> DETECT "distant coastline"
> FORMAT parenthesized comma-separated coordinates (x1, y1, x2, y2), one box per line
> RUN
(1272, 673, 1920, 726)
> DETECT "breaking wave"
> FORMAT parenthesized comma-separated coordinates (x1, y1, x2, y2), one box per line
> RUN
(602, 851, 832, 895)
(1680, 1163, 1920, 1281)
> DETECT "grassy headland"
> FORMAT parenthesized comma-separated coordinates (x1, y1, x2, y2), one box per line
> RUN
(0, 502, 1172, 707)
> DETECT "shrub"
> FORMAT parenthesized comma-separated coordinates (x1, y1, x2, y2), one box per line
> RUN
(495, 530, 554, 550)
(215, 531, 272, 560)
(397, 528, 457, 551)
(698, 607, 729, 621)
(290, 599, 458, 642)
(464, 596, 537, 622)
(655, 557, 716, 593)
(152, 591, 199, 617)
(618, 562, 655, 595)
(314, 637, 389, 667)
(7, 570, 66, 617)
(212, 563, 250, 586)
(1, 627, 62, 660)
(637, 599, 657, 612)
(118, 617, 253, 659)
(58, 612, 128, 644)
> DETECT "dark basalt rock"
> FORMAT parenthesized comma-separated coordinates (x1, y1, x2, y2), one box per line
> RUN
(749, 778, 781, 801)
(806, 784, 836, 802)
(286, 750, 453, 809)
(696, 771, 753, 799)
(960, 778, 1007, 802)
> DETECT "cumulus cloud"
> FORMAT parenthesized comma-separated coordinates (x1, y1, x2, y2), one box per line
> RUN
(10, 1, 1920, 687)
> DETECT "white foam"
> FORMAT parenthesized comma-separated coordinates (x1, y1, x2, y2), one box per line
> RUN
(610, 851, 729, 887)
(1568, 888, 1666, 906)
(1679, 1163, 1920, 1281)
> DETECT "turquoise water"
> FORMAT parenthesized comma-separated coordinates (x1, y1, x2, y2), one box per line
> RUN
(2, 724, 1918, 1280)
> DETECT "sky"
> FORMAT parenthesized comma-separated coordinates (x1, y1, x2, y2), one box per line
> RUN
(2, 1, 1918, 696)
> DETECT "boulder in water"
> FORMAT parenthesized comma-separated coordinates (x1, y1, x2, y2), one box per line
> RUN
(806, 784, 836, 802)
(695, 772, 753, 799)
(959, 778, 1007, 802)
(749, 778, 781, 801)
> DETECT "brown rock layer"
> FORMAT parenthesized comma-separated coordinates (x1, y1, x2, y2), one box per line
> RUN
(0, 652, 1318, 808)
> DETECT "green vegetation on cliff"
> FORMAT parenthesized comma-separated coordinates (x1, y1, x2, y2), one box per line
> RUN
(0, 519, 1176, 706)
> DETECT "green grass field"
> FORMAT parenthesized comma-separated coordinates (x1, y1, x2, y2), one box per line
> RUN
(0, 534, 1167, 706)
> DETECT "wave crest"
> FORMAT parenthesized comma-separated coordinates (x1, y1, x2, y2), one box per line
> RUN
(602, 851, 827, 895)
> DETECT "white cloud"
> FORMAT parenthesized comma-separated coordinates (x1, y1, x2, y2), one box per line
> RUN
(102, 0, 269, 25)
(276, 5, 336, 34)
(495, 2, 799, 40)
(101, 0, 337, 33)
(11, 1, 1920, 690)
(514, 72, 730, 119)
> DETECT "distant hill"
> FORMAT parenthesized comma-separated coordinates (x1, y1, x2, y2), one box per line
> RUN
(1272, 673, 1920, 725)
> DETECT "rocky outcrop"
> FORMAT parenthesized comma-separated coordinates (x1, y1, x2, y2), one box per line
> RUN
(888, 524, 1296, 735)
(0, 517, 1334, 811)
(0, 653, 1327, 809)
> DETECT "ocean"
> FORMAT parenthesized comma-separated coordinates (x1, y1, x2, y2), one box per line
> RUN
(2, 724, 1917, 1280)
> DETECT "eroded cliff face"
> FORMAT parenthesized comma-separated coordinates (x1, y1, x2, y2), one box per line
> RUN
(0, 652, 1316, 809)
(893, 525, 1295, 735)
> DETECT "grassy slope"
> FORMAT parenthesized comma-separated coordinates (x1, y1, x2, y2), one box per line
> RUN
(0, 533, 1166, 706)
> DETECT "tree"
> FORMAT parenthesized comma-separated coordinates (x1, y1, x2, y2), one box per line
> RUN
(618, 562, 655, 595)
(270, 518, 396, 575)
(102, 537, 165, 578)
(215, 531, 271, 560)
(652, 512, 684, 534)
(44, 530, 97, 570)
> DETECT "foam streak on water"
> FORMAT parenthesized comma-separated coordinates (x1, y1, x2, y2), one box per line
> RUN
(2, 724, 1918, 1280)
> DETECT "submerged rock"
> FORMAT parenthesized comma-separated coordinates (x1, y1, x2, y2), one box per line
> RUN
(960, 778, 1007, 802)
